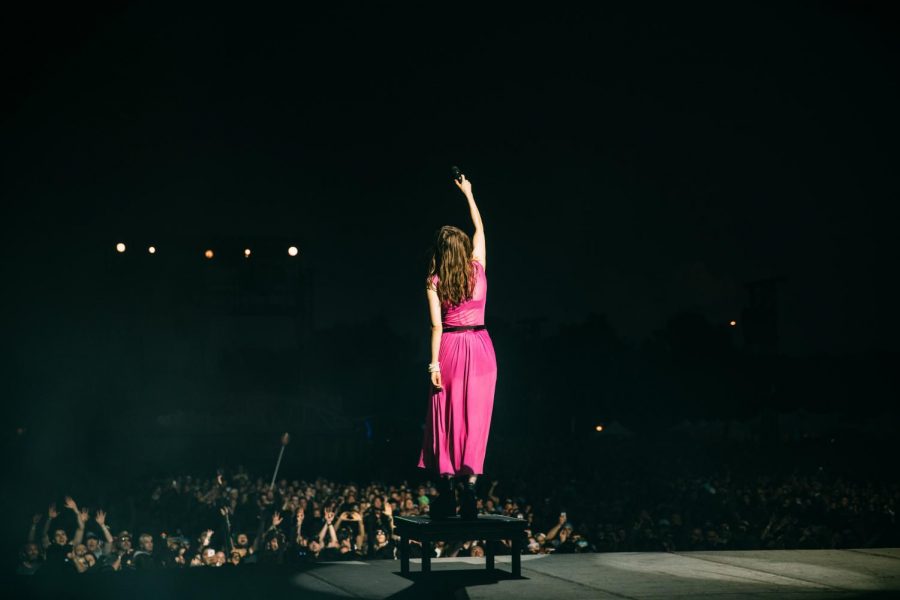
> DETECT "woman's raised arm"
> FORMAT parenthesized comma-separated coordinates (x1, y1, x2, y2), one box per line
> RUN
(455, 174, 485, 268)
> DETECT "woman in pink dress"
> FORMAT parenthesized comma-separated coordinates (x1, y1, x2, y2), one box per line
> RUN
(418, 173, 497, 520)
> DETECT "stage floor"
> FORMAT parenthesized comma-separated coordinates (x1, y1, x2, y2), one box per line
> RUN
(13, 548, 900, 599)
(292, 548, 900, 600)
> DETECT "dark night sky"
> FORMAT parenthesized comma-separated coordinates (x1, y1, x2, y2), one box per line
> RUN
(2, 2, 899, 360)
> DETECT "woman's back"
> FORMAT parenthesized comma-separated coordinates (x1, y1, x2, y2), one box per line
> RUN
(439, 260, 487, 327)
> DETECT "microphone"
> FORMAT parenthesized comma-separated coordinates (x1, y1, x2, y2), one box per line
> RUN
(450, 165, 463, 182)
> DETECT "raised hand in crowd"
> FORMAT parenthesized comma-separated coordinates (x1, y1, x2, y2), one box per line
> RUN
(201, 529, 214, 548)
(94, 509, 115, 545)
(27, 514, 41, 544)
(64, 496, 79, 514)
(488, 480, 501, 505)
(295, 508, 306, 545)
(546, 512, 568, 542)
(41, 505, 57, 549)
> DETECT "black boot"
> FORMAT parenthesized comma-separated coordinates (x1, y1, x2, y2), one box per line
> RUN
(429, 477, 457, 520)
(460, 481, 478, 520)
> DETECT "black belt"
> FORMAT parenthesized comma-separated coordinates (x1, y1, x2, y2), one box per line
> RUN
(442, 324, 486, 333)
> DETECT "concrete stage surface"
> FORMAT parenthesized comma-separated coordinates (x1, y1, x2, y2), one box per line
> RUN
(13, 548, 900, 599)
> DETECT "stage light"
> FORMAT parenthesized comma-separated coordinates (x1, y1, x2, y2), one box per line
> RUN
(148, 246, 156, 254)
(595, 425, 604, 432)
(116, 243, 126, 253)
(204, 249, 214, 259)
(729, 320, 737, 327)
(244, 248, 252, 258)
(288, 246, 299, 257)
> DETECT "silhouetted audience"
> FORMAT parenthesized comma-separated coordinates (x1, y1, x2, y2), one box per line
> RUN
(17, 454, 899, 576)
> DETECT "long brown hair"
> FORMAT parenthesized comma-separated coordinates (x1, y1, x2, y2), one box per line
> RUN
(427, 226, 474, 307)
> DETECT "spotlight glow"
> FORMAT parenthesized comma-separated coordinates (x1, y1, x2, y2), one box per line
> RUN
(729, 320, 737, 327)
(244, 248, 251, 258)
(148, 246, 156, 254)
(204, 249, 214, 259)
(595, 425, 604, 432)
(116, 243, 126, 253)
(288, 246, 299, 257)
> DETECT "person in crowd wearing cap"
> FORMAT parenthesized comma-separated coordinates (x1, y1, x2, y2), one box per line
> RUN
(114, 530, 135, 569)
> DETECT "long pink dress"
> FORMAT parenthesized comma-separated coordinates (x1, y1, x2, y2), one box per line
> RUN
(418, 260, 497, 476)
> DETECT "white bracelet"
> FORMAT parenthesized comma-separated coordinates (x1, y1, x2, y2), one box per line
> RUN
(428, 362, 440, 373)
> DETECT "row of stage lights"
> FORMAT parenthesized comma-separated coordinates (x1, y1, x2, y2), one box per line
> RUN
(113, 243, 737, 326)
(115, 243, 300, 259)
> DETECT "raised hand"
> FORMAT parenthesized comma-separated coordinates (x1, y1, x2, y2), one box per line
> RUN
(32, 514, 42, 525)
(454, 173, 473, 197)
(48, 504, 59, 519)
(79, 508, 89, 525)
(64, 496, 79, 512)
(324, 510, 335, 524)
(272, 511, 283, 527)
(95, 509, 107, 526)
(383, 501, 393, 517)
(296, 508, 304, 523)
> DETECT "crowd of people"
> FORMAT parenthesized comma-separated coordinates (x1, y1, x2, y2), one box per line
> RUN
(16, 472, 579, 575)
(16, 456, 898, 577)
